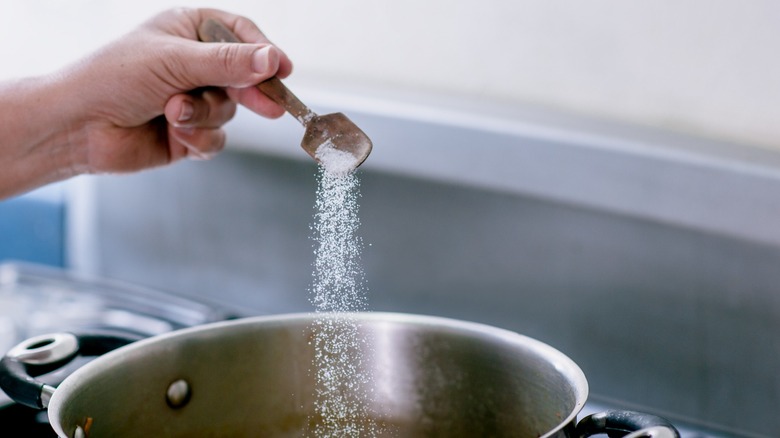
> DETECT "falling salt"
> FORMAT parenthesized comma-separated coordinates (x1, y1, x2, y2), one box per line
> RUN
(309, 149, 381, 437)
(310, 150, 364, 313)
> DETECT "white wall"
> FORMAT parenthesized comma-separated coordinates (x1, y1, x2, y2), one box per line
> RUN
(1, 0, 778, 150)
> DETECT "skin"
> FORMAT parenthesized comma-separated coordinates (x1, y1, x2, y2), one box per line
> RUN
(0, 7, 293, 199)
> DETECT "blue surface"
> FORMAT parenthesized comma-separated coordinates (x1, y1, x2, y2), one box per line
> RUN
(0, 186, 65, 267)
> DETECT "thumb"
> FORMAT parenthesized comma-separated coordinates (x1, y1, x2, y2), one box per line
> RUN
(179, 42, 281, 89)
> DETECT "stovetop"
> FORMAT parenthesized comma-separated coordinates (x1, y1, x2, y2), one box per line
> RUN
(0, 261, 244, 434)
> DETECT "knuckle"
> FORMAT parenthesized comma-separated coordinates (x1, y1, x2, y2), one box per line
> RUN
(215, 44, 248, 80)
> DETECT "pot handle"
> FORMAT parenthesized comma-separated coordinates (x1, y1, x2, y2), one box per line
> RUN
(577, 410, 680, 438)
(0, 331, 139, 409)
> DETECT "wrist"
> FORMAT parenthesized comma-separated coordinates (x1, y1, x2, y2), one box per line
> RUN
(0, 74, 89, 198)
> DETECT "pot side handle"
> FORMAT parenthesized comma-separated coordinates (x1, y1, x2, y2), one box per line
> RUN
(576, 410, 680, 438)
(0, 331, 139, 409)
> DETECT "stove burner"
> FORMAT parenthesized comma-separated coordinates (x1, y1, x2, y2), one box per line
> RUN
(0, 262, 247, 435)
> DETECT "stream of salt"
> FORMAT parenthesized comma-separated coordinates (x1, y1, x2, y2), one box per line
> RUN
(308, 144, 378, 437)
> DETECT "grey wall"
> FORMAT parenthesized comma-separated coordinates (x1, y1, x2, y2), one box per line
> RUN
(87, 150, 779, 436)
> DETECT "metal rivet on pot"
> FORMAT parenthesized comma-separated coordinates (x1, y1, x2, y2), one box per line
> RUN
(166, 379, 191, 409)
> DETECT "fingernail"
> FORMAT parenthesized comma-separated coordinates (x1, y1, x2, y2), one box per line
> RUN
(186, 146, 212, 161)
(173, 128, 208, 160)
(252, 46, 279, 75)
(176, 126, 195, 136)
(178, 101, 194, 123)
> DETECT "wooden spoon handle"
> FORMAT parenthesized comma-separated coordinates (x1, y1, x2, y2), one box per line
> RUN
(197, 18, 314, 126)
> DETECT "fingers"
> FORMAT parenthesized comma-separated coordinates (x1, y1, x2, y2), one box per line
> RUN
(164, 89, 233, 160)
(153, 8, 294, 119)
(165, 30, 290, 118)
(164, 88, 236, 128)
(140, 8, 299, 164)
(169, 126, 226, 161)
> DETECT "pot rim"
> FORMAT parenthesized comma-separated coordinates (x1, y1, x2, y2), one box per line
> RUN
(49, 311, 589, 437)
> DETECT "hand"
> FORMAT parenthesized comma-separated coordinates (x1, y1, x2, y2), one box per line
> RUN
(69, 7, 293, 170)
(0, 8, 293, 198)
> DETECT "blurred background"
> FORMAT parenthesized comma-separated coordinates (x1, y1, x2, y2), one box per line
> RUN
(0, 0, 778, 148)
(1, 1, 779, 436)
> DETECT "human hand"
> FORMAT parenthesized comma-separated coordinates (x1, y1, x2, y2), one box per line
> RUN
(64, 7, 293, 173)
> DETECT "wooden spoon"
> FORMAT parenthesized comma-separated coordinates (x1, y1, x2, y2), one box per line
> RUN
(198, 19, 372, 171)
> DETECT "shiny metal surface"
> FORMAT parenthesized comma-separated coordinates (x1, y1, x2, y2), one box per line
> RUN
(165, 379, 191, 409)
(39, 385, 55, 410)
(48, 313, 587, 438)
(7, 333, 78, 366)
(624, 426, 679, 438)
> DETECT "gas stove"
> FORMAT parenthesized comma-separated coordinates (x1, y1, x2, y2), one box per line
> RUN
(0, 262, 246, 436)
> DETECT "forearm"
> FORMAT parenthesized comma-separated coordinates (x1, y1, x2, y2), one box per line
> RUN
(0, 75, 87, 199)
(0, 8, 291, 200)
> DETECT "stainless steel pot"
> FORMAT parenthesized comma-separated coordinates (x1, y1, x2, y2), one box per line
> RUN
(1, 312, 678, 437)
